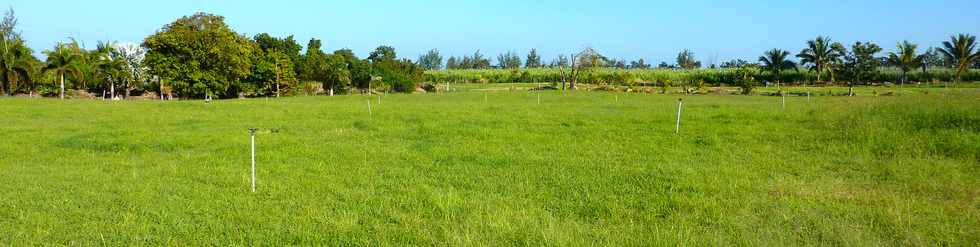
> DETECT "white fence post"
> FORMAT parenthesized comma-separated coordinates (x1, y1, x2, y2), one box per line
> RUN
(675, 98, 683, 134)
(249, 128, 257, 193)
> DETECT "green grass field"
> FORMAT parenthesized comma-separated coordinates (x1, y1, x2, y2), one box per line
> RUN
(1, 88, 978, 245)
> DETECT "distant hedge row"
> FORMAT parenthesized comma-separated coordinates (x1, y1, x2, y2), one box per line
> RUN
(424, 68, 980, 85)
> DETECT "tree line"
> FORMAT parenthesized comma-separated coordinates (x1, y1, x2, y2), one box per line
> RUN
(0, 11, 424, 99)
(1, 9, 978, 99)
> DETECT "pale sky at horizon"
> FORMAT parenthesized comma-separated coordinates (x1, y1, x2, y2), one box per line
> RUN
(6, 0, 980, 65)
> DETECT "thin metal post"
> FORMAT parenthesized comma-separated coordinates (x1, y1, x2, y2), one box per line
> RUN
(782, 92, 786, 109)
(675, 98, 683, 134)
(537, 93, 541, 105)
(249, 128, 257, 193)
(367, 100, 372, 115)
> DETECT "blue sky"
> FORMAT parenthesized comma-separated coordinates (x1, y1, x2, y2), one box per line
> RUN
(7, 0, 980, 65)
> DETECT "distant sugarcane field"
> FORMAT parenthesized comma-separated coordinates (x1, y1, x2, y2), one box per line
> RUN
(2, 4, 980, 246)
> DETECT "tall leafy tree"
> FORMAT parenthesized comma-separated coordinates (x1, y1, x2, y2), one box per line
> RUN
(298, 38, 348, 96)
(113, 42, 146, 98)
(797, 36, 840, 83)
(0, 7, 36, 96)
(525, 49, 542, 68)
(758, 49, 797, 85)
(497, 51, 521, 69)
(629, 59, 650, 69)
(676, 49, 701, 69)
(95, 41, 130, 99)
(142, 12, 256, 99)
(886, 41, 924, 86)
(842, 41, 882, 95)
(937, 33, 979, 82)
(334, 48, 371, 91)
(445, 56, 459, 70)
(253, 33, 302, 74)
(43, 40, 85, 99)
(417, 48, 443, 70)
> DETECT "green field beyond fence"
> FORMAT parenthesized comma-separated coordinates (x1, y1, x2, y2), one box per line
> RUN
(0, 89, 978, 245)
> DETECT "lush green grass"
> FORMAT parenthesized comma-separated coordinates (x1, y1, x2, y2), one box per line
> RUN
(1, 88, 978, 245)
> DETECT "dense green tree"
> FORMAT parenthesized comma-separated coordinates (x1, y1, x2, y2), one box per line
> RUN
(0, 8, 35, 96)
(368, 45, 423, 92)
(629, 59, 650, 69)
(298, 38, 349, 95)
(252, 50, 296, 97)
(94, 41, 130, 99)
(43, 40, 85, 99)
(142, 12, 256, 99)
(417, 48, 443, 70)
(497, 51, 521, 69)
(842, 41, 882, 95)
(525, 49, 542, 68)
(113, 42, 146, 98)
(676, 49, 701, 69)
(461, 50, 490, 69)
(886, 41, 924, 86)
(334, 49, 371, 91)
(367, 45, 396, 63)
(937, 33, 979, 82)
(253, 33, 302, 73)
(797, 36, 841, 83)
(445, 56, 459, 70)
(758, 49, 797, 85)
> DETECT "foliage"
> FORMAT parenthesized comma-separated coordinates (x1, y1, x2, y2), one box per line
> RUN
(735, 65, 760, 94)
(142, 12, 256, 98)
(42, 40, 85, 98)
(0, 7, 37, 95)
(525, 48, 542, 68)
(758, 49, 797, 83)
(937, 33, 980, 82)
(676, 49, 701, 69)
(843, 41, 883, 85)
(496, 51, 521, 69)
(417, 48, 443, 70)
(886, 41, 924, 85)
(797, 36, 841, 82)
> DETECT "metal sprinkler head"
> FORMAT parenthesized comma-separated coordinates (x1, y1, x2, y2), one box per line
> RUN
(248, 128, 258, 135)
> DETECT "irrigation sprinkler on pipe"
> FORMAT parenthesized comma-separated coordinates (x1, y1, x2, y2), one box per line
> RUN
(675, 98, 683, 134)
(537, 93, 541, 105)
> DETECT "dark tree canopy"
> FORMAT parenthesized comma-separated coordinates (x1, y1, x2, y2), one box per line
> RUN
(142, 12, 256, 98)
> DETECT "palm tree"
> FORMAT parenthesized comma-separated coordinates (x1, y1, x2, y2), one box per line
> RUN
(95, 41, 129, 100)
(43, 41, 84, 99)
(0, 36, 35, 96)
(759, 49, 797, 87)
(797, 36, 836, 83)
(886, 41, 924, 87)
(937, 33, 979, 82)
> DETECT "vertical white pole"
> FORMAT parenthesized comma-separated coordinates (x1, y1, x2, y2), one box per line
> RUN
(250, 130, 256, 193)
(537, 93, 541, 105)
(615, 95, 619, 104)
(378, 95, 381, 105)
(807, 91, 810, 102)
(367, 100, 372, 115)
(675, 98, 683, 134)
(782, 93, 786, 109)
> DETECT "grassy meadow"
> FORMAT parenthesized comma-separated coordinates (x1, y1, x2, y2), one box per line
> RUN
(0, 87, 978, 245)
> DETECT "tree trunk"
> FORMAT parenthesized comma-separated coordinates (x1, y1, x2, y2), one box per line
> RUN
(60, 73, 65, 100)
(816, 65, 822, 84)
(329, 87, 334, 96)
(160, 78, 165, 100)
(110, 81, 115, 100)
